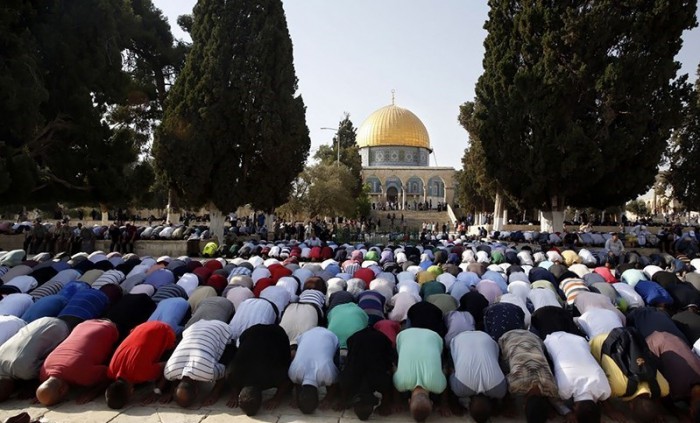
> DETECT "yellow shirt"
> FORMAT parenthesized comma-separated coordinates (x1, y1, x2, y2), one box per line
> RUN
(590, 334, 669, 401)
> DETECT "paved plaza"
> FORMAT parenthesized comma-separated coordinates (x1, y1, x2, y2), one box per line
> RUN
(0, 386, 639, 423)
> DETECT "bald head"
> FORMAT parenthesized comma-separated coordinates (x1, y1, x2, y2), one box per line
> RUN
(36, 376, 69, 406)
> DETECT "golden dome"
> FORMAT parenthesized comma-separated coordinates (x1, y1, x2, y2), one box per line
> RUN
(356, 104, 431, 150)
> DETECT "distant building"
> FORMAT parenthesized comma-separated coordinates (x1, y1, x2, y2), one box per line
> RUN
(357, 98, 455, 210)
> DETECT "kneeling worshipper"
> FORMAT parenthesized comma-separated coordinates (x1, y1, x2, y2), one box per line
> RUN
(288, 327, 340, 414)
(161, 319, 236, 408)
(448, 331, 507, 423)
(103, 320, 176, 409)
(393, 327, 448, 422)
(0, 317, 70, 402)
(36, 319, 119, 406)
(339, 326, 397, 420)
(499, 329, 561, 423)
(225, 324, 292, 416)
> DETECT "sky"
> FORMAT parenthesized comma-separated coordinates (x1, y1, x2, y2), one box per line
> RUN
(153, 0, 700, 170)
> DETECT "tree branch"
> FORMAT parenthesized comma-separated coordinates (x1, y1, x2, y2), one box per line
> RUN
(38, 168, 92, 192)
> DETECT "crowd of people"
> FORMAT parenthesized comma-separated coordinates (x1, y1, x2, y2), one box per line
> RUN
(1, 234, 700, 422)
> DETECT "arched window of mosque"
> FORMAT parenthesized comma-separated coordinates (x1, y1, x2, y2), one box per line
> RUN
(428, 177, 444, 197)
(366, 177, 381, 193)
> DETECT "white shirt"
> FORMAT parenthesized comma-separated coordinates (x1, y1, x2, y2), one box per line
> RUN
(528, 288, 561, 310)
(288, 327, 339, 387)
(48, 269, 81, 285)
(450, 331, 505, 398)
(444, 311, 475, 345)
(517, 251, 534, 266)
(576, 309, 623, 339)
(0, 294, 34, 317)
(389, 292, 419, 322)
(6, 276, 38, 293)
(611, 283, 645, 309)
(546, 251, 563, 263)
(0, 316, 26, 347)
(279, 303, 319, 345)
(177, 273, 199, 297)
(578, 249, 597, 266)
(126, 264, 149, 278)
(259, 286, 291, 318)
(164, 320, 233, 382)
(543, 332, 611, 402)
(229, 298, 277, 342)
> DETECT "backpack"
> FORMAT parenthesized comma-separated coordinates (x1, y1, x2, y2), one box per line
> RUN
(601, 327, 661, 398)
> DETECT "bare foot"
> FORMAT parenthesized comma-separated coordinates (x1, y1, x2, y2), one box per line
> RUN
(263, 397, 280, 410)
(226, 395, 239, 408)
(376, 403, 392, 416)
(201, 393, 219, 407)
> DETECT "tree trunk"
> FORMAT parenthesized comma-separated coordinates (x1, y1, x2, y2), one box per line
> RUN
(540, 195, 565, 233)
(166, 189, 180, 225)
(100, 203, 109, 225)
(493, 192, 504, 230)
(209, 203, 225, 246)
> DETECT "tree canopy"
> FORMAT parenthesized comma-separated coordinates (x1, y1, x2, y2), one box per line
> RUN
(667, 64, 700, 211)
(154, 0, 310, 227)
(0, 0, 185, 210)
(462, 0, 697, 227)
(314, 113, 363, 198)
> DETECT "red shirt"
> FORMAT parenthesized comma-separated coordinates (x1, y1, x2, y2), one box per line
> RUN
(108, 321, 176, 383)
(40, 319, 119, 386)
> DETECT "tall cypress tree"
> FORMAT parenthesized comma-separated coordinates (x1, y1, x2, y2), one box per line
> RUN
(667, 64, 700, 211)
(463, 0, 696, 232)
(154, 0, 310, 242)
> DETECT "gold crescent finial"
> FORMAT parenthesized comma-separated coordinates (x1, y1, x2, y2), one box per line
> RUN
(391, 89, 396, 105)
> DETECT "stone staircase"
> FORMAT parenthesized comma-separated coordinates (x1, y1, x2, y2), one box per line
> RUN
(370, 209, 453, 232)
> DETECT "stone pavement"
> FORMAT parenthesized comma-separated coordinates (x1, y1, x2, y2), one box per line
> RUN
(0, 387, 631, 423)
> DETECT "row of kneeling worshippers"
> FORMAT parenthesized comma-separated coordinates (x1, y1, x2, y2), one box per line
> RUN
(0, 244, 699, 422)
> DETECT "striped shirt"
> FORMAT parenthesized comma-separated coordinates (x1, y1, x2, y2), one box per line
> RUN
(499, 329, 559, 397)
(152, 284, 188, 304)
(92, 270, 125, 290)
(164, 319, 233, 382)
(30, 280, 66, 301)
(559, 278, 589, 305)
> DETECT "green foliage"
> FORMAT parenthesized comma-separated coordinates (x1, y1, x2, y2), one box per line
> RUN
(154, 0, 310, 214)
(626, 199, 649, 217)
(276, 163, 361, 219)
(356, 183, 372, 219)
(667, 64, 700, 211)
(464, 0, 697, 213)
(314, 113, 363, 198)
(304, 163, 358, 218)
(0, 0, 185, 209)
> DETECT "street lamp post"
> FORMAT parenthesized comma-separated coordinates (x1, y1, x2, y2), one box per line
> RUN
(320, 127, 340, 166)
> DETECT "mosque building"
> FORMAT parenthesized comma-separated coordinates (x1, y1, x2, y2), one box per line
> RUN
(357, 96, 456, 210)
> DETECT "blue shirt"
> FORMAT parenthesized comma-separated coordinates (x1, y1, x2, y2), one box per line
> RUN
(58, 289, 109, 320)
(149, 297, 191, 336)
(58, 281, 91, 299)
(145, 269, 175, 289)
(21, 295, 68, 323)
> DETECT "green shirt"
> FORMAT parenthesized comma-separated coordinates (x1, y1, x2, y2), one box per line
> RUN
(327, 303, 368, 349)
(393, 327, 446, 394)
